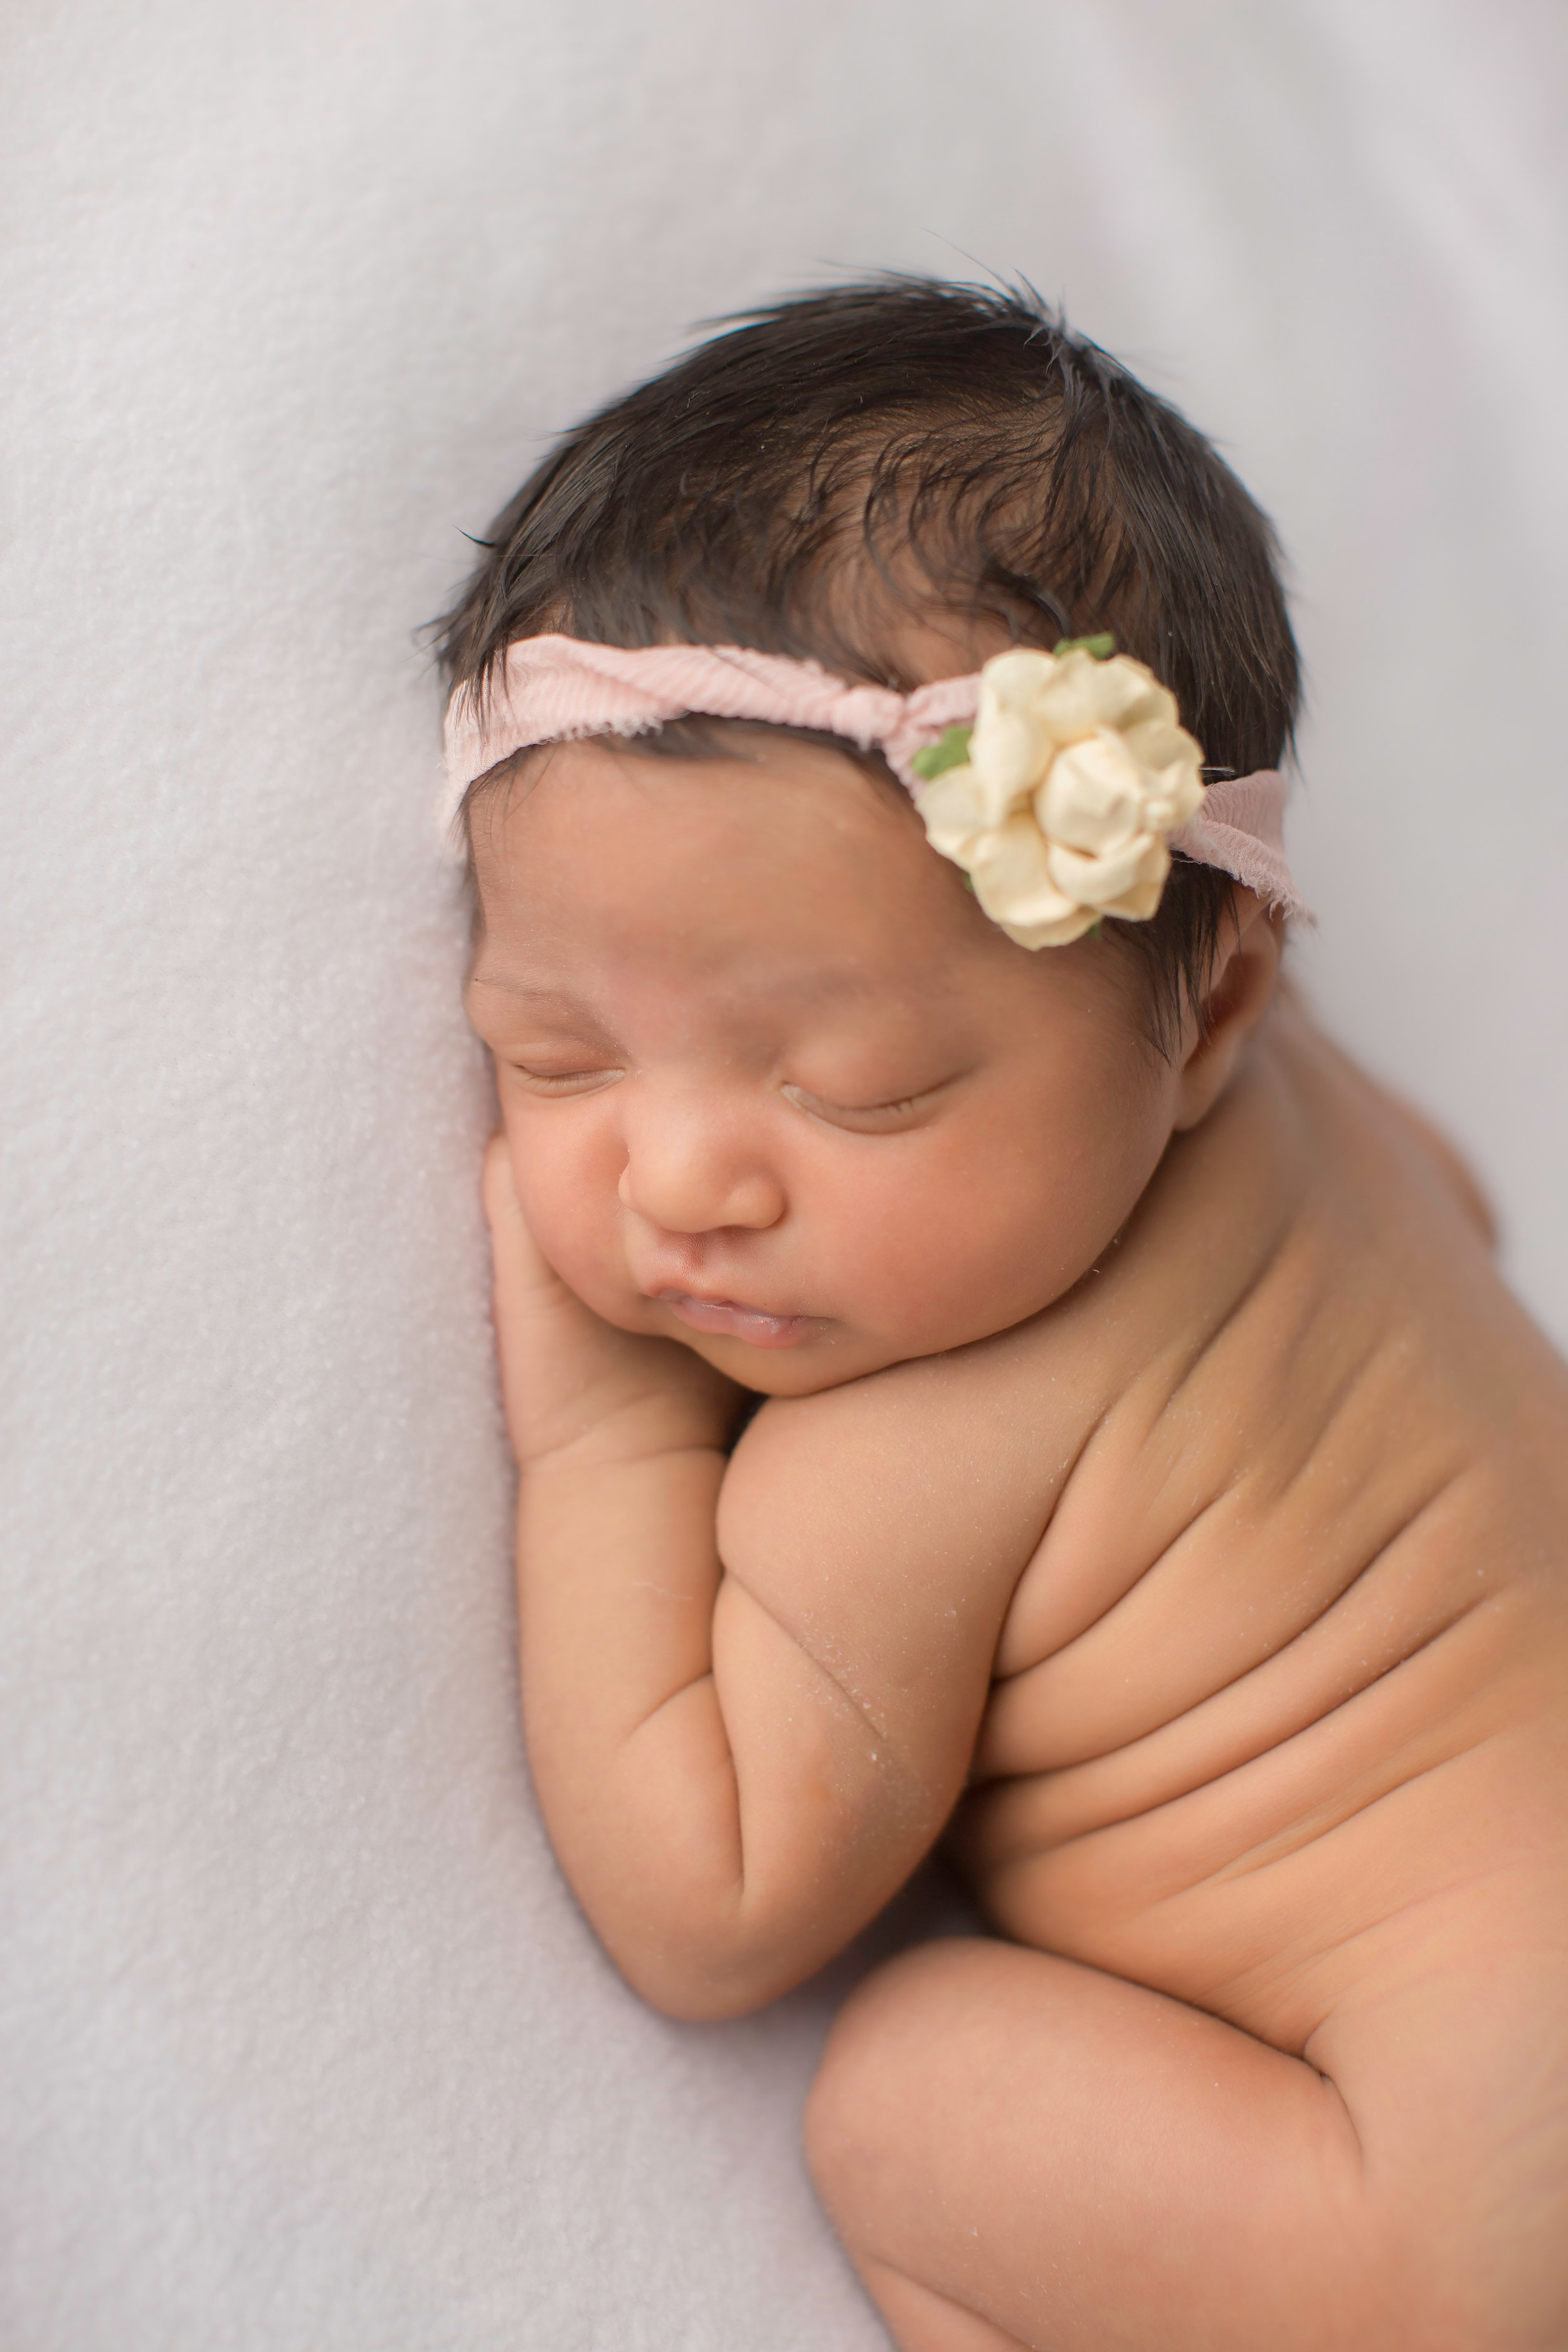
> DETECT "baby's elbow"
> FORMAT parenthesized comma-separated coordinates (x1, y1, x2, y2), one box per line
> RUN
(630, 1969, 773, 2025)
(605, 1919, 815, 2024)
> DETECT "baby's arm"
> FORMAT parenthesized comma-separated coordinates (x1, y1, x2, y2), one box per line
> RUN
(484, 1140, 1021, 2020)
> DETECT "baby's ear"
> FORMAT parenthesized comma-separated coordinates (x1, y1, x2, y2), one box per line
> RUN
(1171, 892, 1283, 1131)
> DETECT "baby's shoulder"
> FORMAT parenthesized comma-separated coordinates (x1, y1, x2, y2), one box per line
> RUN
(719, 1314, 1090, 1618)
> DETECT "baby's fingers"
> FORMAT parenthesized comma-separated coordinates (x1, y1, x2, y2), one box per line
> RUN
(483, 1134, 589, 1458)
(482, 1132, 691, 1463)
(482, 1131, 563, 1307)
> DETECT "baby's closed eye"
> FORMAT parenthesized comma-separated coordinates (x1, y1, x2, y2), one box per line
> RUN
(779, 1074, 961, 1133)
(507, 1059, 625, 1096)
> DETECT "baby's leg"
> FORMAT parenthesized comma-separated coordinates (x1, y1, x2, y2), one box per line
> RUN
(805, 1938, 1498, 2352)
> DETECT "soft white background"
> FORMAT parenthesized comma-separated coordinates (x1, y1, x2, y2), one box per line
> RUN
(3, 4, 1564, 2346)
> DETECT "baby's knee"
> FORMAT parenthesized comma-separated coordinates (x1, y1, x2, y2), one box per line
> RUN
(805, 1937, 997, 2225)
(813, 1934, 992, 2097)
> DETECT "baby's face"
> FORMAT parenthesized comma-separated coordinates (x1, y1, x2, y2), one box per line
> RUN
(465, 733, 1190, 1397)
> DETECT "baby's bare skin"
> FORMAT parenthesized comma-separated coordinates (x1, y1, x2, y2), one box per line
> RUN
(809, 1013, 1568, 2351)
(959, 993, 1565, 2050)
(470, 734, 1568, 2350)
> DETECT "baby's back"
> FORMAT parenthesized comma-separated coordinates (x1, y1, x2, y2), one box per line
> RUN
(949, 1000, 1568, 2055)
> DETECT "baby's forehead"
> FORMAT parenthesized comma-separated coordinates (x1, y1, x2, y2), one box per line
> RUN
(475, 728, 929, 912)
(472, 907, 978, 1033)
(469, 738, 1015, 1020)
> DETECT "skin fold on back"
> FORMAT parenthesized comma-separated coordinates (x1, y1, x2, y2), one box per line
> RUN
(934, 999, 1568, 2050)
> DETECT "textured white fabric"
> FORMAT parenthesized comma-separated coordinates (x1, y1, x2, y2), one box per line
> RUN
(3, 4, 1564, 2348)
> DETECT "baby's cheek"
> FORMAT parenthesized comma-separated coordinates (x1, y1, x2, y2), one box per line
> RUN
(854, 1212, 1069, 1346)
(829, 1127, 1135, 1348)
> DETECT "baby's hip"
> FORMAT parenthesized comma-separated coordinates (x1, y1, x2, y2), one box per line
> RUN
(954, 1786, 1568, 2341)
(954, 1714, 1568, 2060)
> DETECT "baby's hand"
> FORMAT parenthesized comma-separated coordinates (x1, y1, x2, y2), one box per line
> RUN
(482, 1135, 741, 1468)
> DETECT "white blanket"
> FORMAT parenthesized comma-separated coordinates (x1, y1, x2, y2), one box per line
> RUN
(3, 3, 1563, 2343)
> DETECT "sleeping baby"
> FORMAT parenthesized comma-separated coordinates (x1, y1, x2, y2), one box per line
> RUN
(438, 279, 1568, 2351)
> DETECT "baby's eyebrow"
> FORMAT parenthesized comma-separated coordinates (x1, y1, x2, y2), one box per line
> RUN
(466, 972, 587, 1005)
(473, 961, 896, 1009)
(465, 972, 620, 1036)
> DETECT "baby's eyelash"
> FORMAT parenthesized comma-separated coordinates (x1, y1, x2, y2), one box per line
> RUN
(510, 1063, 621, 1094)
(781, 1080, 949, 1131)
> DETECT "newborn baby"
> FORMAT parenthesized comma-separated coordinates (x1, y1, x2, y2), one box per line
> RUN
(440, 281, 1568, 2351)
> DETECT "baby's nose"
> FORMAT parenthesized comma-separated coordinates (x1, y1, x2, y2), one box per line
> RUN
(617, 1113, 785, 1236)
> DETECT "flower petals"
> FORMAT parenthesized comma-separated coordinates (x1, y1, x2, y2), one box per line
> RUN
(914, 763, 994, 860)
(967, 707, 1050, 810)
(968, 816, 1098, 945)
(1047, 833, 1170, 911)
(1036, 733, 1145, 854)
(912, 645, 1207, 950)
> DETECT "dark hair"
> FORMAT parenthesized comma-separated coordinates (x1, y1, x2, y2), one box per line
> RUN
(435, 275, 1300, 1047)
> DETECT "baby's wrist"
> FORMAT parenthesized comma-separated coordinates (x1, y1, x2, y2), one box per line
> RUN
(510, 1348, 742, 1471)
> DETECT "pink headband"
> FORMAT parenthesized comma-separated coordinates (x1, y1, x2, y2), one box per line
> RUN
(442, 634, 1309, 926)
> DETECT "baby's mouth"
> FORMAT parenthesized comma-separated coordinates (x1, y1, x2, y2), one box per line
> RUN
(655, 1290, 810, 1348)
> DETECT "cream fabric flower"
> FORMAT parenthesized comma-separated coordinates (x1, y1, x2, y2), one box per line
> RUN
(913, 647, 1207, 948)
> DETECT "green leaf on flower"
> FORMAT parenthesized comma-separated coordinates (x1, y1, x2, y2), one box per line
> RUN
(909, 724, 973, 781)
(1087, 918, 1104, 940)
(1054, 633, 1116, 659)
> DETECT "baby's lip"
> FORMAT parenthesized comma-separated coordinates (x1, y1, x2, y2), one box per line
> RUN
(655, 1289, 812, 1349)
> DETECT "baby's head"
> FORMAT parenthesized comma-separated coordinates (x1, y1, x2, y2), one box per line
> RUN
(440, 279, 1302, 1396)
